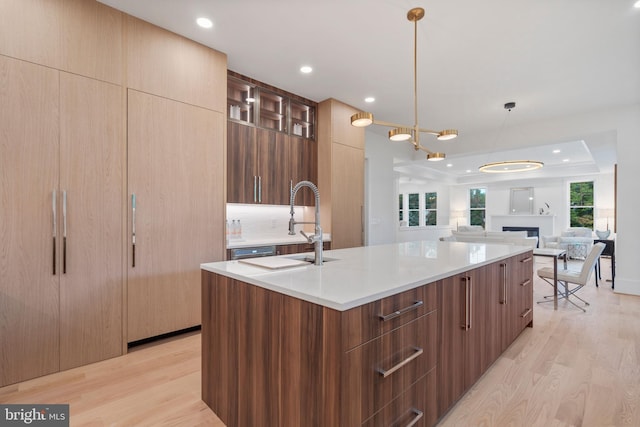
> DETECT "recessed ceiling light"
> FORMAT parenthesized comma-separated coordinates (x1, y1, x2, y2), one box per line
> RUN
(563, 158, 570, 162)
(552, 149, 561, 154)
(446, 163, 453, 168)
(635, 0, 640, 8)
(300, 65, 312, 74)
(364, 97, 375, 103)
(466, 169, 472, 173)
(196, 17, 213, 29)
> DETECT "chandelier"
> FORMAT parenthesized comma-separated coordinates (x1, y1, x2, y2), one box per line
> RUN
(478, 102, 544, 173)
(350, 7, 457, 161)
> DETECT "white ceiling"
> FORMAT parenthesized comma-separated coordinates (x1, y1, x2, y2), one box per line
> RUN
(98, 0, 639, 182)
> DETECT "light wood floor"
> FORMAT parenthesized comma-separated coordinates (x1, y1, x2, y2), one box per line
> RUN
(1, 258, 638, 427)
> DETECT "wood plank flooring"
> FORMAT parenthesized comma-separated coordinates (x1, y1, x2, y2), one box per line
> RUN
(1, 257, 638, 426)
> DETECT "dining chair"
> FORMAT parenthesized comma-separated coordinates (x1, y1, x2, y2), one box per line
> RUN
(537, 242, 606, 312)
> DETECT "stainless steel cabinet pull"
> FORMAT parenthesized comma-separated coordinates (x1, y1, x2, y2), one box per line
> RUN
(379, 301, 424, 321)
(468, 275, 473, 330)
(405, 409, 424, 427)
(461, 276, 470, 330)
(500, 263, 508, 304)
(521, 256, 533, 263)
(521, 278, 531, 287)
(520, 308, 532, 318)
(377, 347, 423, 378)
(52, 190, 57, 275)
(258, 176, 262, 203)
(132, 194, 136, 268)
(253, 176, 257, 203)
(62, 190, 67, 274)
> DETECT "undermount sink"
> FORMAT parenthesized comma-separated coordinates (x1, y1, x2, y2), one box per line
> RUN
(284, 255, 338, 263)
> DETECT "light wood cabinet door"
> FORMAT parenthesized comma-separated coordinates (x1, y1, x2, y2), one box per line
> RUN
(0, 56, 60, 387)
(58, 72, 123, 369)
(0, 0, 123, 85)
(331, 143, 364, 249)
(127, 90, 225, 342)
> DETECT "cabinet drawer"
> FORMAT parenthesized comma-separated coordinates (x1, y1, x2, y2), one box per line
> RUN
(361, 367, 437, 427)
(344, 311, 438, 423)
(342, 282, 437, 350)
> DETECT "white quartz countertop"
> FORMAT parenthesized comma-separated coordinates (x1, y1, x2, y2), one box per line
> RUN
(226, 233, 331, 249)
(202, 240, 531, 311)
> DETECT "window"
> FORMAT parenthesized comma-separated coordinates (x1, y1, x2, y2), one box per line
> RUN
(469, 188, 486, 228)
(408, 193, 420, 227)
(398, 191, 438, 227)
(424, 192, 437, 226)
(570, 181, 594, 228)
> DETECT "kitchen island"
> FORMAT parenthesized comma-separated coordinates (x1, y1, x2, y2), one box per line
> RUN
(201, 240, 533, 426)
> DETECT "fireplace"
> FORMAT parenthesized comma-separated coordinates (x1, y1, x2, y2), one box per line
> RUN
(502, 226, 540, 247)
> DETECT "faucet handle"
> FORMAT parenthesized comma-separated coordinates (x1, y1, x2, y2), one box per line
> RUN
(300, 230, 316, 244)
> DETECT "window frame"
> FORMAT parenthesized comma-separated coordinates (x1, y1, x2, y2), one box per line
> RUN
(569, 181, 594, 229)
(469, 188, 486, 228)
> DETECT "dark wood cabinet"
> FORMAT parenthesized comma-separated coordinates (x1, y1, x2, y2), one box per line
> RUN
(227, 73, 317, 207)
(438, 252, 534, 417)
(227, 122, 289, 205)
(438, 268, 487, 414)
(203, 252, 533, 426)
(227, 124, 317, 206)
(203, 274, 439, 426)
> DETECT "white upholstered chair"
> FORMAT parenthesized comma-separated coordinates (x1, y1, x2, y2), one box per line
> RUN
(537, 242, 606, 312)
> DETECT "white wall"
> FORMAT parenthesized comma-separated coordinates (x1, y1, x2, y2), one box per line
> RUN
(364, 132, 397, 246)
(364, 104, 640, 296)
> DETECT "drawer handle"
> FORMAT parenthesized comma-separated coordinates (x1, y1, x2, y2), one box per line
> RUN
(520, 308, 532, 318)
(377, 347, 423, 378)
(406, 408, 424, 427)
(379, 300, 424, 322)
(521, 256, 533, 263)
(521, 278, 531, 287)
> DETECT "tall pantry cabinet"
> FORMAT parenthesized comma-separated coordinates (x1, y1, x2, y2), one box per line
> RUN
(0, 58, 124, 386)
(317, 99, 365, 249)
(124, 16, 227, 342)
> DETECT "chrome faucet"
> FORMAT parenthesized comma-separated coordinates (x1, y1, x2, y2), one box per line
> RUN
(289, 180, 322, 265)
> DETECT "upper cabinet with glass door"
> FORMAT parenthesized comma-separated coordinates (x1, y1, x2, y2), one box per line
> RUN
(259, 90, 287, 132)
(290, 100, 315, 139)
(227, 72, 316, 140)
(227, 77, 255, 125)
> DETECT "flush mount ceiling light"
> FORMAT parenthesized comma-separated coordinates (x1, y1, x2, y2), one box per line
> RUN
(196, 17, 213, 29)
(349, 7, 457, 162)
(479, 102, 544, 173)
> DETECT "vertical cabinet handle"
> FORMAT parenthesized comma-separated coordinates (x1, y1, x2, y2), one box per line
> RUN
(132, 194, 136, 268)
(461, 276, 469, 330)
(52, 190, 57, 275)
(253, 176, 257, 203)
(258, 176, 262, 203)
(467, 275, 472, 330)
(62, 190, 67, 274)
(405, 409, 424, 427)
(500, 263, 508, 304)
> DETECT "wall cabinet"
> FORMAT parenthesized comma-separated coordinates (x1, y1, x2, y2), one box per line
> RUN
(0, 56, 123, 387)
(227, 123, 317, 206)
(318, 99, 365, 249)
